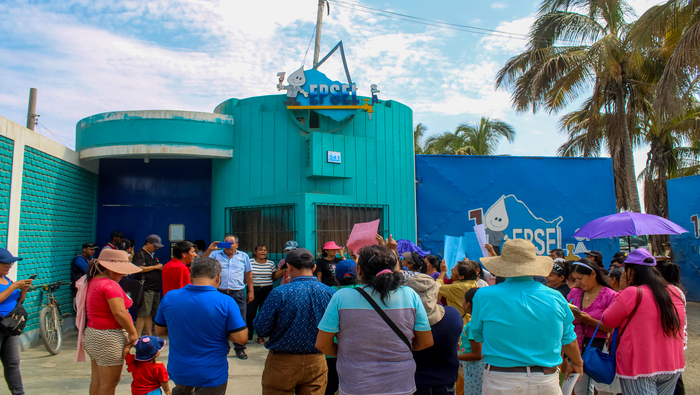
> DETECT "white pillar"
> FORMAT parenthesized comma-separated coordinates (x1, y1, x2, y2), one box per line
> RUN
(5, 124, 25, 281)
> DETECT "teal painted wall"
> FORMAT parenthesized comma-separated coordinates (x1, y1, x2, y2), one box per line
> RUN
(0, 135, 12, 247)
(211, 94, 416, 255)
(76, 111, 234, 152)
(18, 147, 98, 331)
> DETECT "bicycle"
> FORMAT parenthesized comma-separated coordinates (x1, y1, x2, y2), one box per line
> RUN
(32, 280, 71, 355)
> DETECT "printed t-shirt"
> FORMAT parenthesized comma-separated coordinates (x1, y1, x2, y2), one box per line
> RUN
(87, 277, 133, 329)
(567, 286, 617, 349)
(162, 258, 190, 296)
(315, 257, 341, 287)
(0, 277, 20, 316)
(318, 285, 431, 395)
(412, 305, 462, 388)
(602, 285, 685, 379)
(126, 354, 169, 395)
(250, 259, 276, 286)
(155, 284, 246, 387)
(459, 321, 474, 354)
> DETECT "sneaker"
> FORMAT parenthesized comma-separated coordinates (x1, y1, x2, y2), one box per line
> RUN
(236, 349, 248, 360)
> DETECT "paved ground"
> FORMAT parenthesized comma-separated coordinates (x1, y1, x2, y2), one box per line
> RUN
(13, 302, 700, 394)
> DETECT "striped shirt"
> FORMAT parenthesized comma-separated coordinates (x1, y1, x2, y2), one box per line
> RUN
(251, 259, 276, 286)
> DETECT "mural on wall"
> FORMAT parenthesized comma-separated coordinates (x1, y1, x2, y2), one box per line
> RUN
(415, 155, 618, 262)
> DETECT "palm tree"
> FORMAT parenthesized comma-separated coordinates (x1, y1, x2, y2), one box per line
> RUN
(495, 0, 642, 212)
(424, 117, 515, 155)
(414, 123, 427, 154)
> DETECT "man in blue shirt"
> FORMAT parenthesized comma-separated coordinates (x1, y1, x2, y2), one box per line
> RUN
(204, 234, 253, 359)
(254, 248, 335, 395)
(473, 239, 583, 395)
(155, 257, 247, 395)
(70, 243, 97, 298)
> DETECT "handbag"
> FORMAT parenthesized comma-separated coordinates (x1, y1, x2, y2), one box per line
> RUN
(0, 302, 28, 336)
(582, 286, 643, 385)
(356, 287, 412, 350)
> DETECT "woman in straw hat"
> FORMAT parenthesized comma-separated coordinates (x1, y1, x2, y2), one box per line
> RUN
(80, 249, 142, 395)
(471, 239, 583, 395)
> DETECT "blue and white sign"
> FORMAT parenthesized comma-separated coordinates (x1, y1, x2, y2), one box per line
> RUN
(327, 151, 341, 164)
(668, 174, 700, 301)
(416, 155, 619, 261)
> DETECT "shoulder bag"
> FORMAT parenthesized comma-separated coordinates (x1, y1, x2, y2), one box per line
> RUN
(582, 286, 642, 385)
(0, 302, 28, 336)
(356, 287, 412, 350)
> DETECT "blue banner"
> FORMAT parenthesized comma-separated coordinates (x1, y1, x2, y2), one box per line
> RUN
(668, 174, 700, 301)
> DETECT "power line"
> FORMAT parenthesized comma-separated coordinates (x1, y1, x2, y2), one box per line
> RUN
(302, 25, 317, 67)
(36, 121, 72, 148)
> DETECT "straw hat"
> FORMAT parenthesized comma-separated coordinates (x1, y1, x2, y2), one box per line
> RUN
(480, 239, 553, 277)
(96, 249, 142, 275)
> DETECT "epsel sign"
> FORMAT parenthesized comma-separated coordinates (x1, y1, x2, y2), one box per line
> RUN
(327, 151, 341, 164)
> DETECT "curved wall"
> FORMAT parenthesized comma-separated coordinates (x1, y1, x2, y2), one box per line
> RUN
(76, 110, 234, 160)
(211, 94, 416, 254)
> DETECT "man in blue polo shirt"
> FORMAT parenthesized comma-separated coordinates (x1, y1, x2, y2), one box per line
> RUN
(155, 257, 247, 395)
(204, 234, 254, 359)
(473, 239, 583, 395)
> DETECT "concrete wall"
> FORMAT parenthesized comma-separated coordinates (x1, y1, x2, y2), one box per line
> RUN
(0, 116, 98, 348)
(211, 94, 416, 255)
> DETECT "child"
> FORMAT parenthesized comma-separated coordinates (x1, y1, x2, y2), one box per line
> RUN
(123, 335, 171, 395)
(458, 288, 485, 395)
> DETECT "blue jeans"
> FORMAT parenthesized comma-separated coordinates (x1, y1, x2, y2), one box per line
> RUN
(0, 333, 24, 395)
(414, 384, 456, 395)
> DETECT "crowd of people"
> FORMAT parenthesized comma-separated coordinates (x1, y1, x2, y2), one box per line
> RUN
(0, 228, 689, 395)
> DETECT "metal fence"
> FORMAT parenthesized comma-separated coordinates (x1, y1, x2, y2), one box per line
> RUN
(225, 204, 296, 261)
(314, 203, 389, 256)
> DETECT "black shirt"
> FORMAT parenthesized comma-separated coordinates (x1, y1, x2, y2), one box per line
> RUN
(133, 248, 162, 292)
(314, 257, 342, 287)
(556, 283, 571, 300)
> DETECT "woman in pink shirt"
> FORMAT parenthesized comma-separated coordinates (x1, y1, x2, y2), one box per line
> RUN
(567, 258, 617, 395)
(602, 248, 685, 395)
(82, 249, 142, 395)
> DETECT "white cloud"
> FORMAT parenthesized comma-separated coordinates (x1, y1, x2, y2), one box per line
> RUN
(491, 2, 508, 9)
(479, 16, 534, 53)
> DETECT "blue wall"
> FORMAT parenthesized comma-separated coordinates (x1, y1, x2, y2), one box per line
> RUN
(416, 155, 619, 262)
(0, 135, 12, 247)
(668, 175, 700, 301)
(96, 158, 212, 263)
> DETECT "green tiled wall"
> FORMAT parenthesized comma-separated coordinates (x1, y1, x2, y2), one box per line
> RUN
(17, 147, 97, 331)
(0, 136, 12, 247)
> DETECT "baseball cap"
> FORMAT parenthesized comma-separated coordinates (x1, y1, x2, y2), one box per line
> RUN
(624, 248, 656, 266)
(335, 259, 357, 279)
(146, 234, 164, 248)
(283, 240, 299, 252)
(586, 250, 603, 262)
(82, 243, 99, 250)
(0, 248, 22, 264)
(285, 248, 314, 265)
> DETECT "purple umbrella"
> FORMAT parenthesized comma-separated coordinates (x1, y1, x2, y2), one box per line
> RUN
(572, 212, 688, 239)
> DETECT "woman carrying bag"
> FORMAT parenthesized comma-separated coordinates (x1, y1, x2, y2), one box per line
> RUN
(602, 248, 685, 395)
(0, 248, 32, 395)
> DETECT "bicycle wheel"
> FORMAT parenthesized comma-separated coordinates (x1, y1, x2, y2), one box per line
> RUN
(39, 304, 62, 355)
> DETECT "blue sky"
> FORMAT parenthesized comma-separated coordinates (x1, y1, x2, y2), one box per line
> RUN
(0, 0, 658, 172)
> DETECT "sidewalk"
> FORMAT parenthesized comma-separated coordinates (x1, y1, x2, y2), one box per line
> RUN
(19, 330, 267, 394)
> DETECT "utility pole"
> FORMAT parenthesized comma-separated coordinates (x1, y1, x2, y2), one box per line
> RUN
(312, 0, 326, 67)
(26, 88, 38, 131)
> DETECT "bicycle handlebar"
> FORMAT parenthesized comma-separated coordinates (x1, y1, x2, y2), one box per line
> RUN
(29, 280, 71, 292)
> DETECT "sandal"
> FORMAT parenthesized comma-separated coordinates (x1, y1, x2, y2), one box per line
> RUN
(257, 337, 265, 344)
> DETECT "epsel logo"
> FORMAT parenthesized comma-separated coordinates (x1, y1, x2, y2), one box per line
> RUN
(691, 214, 700, 238)
(469, 194, 563, 255)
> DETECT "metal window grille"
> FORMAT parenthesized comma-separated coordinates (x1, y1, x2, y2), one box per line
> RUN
(314, 203, 389, 256)
(224, 204, 296, 261)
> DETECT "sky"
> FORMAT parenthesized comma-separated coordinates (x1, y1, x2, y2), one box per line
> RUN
(0, 0, 662, 178)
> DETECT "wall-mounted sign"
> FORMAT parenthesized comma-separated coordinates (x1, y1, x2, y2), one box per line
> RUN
(169, 224, 185, 241)
(276, 67, 381, 121)
(327, 151, 341, 164)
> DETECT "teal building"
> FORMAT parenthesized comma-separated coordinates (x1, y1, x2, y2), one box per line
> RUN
(76, 94, 416, 261)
